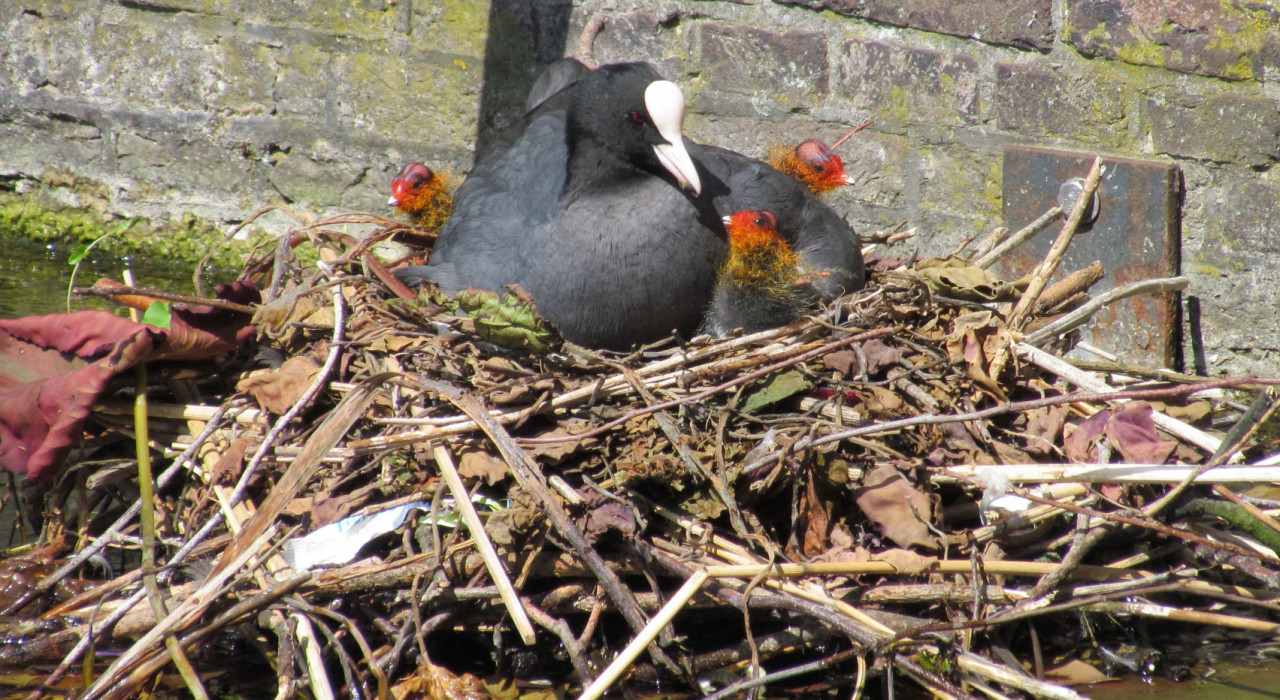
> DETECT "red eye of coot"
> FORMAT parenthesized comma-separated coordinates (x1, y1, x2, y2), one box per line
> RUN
(628, 111, 645, 124)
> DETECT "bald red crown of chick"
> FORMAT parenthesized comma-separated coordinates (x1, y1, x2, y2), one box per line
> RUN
(389, 162, 454, 230)
(769, 140, 854, 195)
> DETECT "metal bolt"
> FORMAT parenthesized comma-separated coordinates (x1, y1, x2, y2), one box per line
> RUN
(1057, 177, 1100, 225)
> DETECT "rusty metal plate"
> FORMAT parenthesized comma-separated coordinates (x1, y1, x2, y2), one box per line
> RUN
(1001, 145, 1181, 367)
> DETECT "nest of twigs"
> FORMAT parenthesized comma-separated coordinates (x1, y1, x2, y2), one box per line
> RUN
(2, 174, 1279, 700)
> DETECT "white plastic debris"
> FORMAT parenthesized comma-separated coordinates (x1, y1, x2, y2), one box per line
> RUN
(283, 495, 504, 571)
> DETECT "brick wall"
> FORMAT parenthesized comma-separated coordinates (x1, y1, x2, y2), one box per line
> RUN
(1, 0, 1276, 375)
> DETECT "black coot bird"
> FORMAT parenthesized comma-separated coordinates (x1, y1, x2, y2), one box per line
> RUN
(398, 60, 863, 349)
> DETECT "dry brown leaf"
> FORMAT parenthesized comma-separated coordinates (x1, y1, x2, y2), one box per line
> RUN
(860, 338, 904, 375)
(369, 334, 429, 353)
(528, 425, 599, 464)
(1043, 658, 1114, 686)
(312, 483, 380, 528)
(943, 311, 1005, 393)
(252, 287, 319, 336)
(823, 349, 860, 378)
(1064, 410, 1111, 463)
(871, 548, 938, 574)
(1064, 402, 1177, 464)
(861, 386, 906, 416)
(915, 256, 1021, 301)
(457, 447, 509, 486)
(487, 377, 556, 405)
(1106, 401, 1178, 464)
(390, 661, 488, 700)
(1024, 405, 1069, 456)
(992, 439, 1033, 465)
(1151, 399, 1211, 423)
(853, 464, 938, 550)
(582, 490, 637, 543)
(236, 355, 321, 414)
(281, 496, 314, 518)
(210, 437, 250, 486)
(800, 475, 832, 557)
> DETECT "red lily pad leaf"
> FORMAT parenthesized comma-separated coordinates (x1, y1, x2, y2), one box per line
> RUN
(150, 281, 261, 361)
(0, 281, 259, 482)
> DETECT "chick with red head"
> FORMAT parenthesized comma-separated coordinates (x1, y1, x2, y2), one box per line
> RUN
(388, 162, 454, 230)
(703, 210, 817, 338)
(769, 140, 854, 195)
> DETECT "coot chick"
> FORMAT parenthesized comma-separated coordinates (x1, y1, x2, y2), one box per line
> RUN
(388, 162, 453, 229)
(703, 210, 815, 338)
(769, 140, 854, 195)
(690, 141, 864, 301)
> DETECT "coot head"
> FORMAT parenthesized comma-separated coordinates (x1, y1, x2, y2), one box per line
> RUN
(794, 140, 854, 190)
(564, 63, 701, 195)
(388, 162, 438, 209)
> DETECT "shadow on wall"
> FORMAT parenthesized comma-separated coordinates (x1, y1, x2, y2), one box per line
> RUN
(474, 0, 573, 159)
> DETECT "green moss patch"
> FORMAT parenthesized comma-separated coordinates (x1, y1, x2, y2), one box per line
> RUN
(0, 191, 267, 271)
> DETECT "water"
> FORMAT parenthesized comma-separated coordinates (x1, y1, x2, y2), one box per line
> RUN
(0, 237, 214, 319)
(1088, 661, 1280, 698)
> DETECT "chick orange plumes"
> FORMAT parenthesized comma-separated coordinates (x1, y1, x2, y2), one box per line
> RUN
(388, 162, 454, 229)
(702, 210, 816, 338)
(768, 140, 853, 195)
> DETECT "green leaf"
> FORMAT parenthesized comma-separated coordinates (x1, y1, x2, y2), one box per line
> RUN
(740, 369, 813, 414)
(141, 302, 172, 330)
(454, 288, 560, 354)
(67, 243, 91, 265)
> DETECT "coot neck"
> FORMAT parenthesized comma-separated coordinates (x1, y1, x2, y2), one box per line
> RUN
(560, 131, 682, 204)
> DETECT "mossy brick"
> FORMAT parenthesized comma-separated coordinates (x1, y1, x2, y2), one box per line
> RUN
(1194, 180, 1280, 270)
(774, 0, 1053, 50)
(830, 130, 914, 213)
(838, 39, 978, 127)
(1184, 180, 1280, 375)
(586, 11, 681, 70)
(697, 22, 829, 108)
(1066, 0, 1280, 82)
(993, 63, 1130, 148)
(918, 143, 1001, 237)
(265, 148, 369, 208)
(1149, 91, 1280, 166)
(86, 10, 243, 112)
(239, 0, 407, 40)
(116, 130, 261, 200)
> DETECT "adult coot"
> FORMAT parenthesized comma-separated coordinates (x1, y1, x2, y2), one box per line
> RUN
(399, 60, 863, 349)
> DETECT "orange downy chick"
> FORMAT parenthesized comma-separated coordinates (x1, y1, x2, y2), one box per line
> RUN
(703, 210, 816, 338)
(388, 162, 454, 229)
(768, 140, 854, 195)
